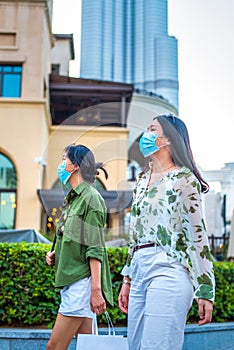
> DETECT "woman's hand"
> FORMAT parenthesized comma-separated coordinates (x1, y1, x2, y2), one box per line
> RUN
(198, 298, 213, 326)
(90, 288, 106, 315)
(46, 251, 55, 266)
(118, 281, 131, 314)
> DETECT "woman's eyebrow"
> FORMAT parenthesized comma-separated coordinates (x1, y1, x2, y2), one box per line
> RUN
(148, 125, 157, 130)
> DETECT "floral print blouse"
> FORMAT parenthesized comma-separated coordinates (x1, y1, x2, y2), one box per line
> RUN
(122, 165, 215, 302)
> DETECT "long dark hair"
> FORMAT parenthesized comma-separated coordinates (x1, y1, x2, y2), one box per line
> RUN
(154, 114, 209, 193)
(65, 144, 108, 183)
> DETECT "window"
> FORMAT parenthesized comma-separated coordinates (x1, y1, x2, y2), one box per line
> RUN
(51, 64, 60, 75)
(0, 153, 17, 229)
(0, 65, 22, 97)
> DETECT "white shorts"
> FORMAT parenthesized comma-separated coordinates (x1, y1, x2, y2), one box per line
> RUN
(58, 277, 93, 318)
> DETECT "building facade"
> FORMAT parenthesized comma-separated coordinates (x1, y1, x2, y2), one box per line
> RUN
(80, 0, 178, 109)
(0, 0, 53, 230)
(0, 0, 129, 232)
(0, 0, 176, 235)
(1, 1, 231, 246)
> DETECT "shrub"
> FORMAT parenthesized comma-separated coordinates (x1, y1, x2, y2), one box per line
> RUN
(0, 243, 233, 328)
(187, 261, 234, 323)
(0, 242, 59, 328)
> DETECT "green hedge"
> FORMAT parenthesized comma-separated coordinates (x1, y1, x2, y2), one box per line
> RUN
(0, 243, 233, 328)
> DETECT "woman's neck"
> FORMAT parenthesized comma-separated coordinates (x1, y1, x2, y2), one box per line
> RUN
(69, 171, 84, 189)
(151, 163, 175, 174)
(150, 154, 175, 173)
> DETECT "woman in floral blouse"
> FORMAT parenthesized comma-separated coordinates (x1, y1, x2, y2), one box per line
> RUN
(118, 114, 215, 350)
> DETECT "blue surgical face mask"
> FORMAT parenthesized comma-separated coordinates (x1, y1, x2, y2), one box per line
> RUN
(57, 161, 74, 185)
(139, 131, 160, 158)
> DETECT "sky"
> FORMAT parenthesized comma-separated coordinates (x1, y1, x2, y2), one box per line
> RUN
(52, 0, 234, 171)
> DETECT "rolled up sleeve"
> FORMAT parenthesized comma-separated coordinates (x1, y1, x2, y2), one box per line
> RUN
(84, 209, 106, 262)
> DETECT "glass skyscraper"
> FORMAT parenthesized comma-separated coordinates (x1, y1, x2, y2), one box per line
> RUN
(80, 0, 178, 109)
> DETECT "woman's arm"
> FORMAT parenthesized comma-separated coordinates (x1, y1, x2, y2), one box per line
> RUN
(180, 176, 215, 301)
(89, 257, 106, 315)
(180, 176, 215, 325)
(118, 277, 131, 314)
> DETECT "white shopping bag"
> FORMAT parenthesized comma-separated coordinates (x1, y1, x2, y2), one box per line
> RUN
(76, 312, 128, 350)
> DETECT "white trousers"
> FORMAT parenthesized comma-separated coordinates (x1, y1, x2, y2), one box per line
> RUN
(128, 246, 194, 350)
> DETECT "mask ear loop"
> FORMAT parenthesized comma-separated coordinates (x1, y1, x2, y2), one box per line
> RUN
(70, 164, 79, 175)
(158, 136, 171, 148)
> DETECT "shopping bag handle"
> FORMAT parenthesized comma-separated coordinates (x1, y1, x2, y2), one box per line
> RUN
(92, 313, 98, 335)
(92, 311, 116, 336)
(105, 311, 115, 336)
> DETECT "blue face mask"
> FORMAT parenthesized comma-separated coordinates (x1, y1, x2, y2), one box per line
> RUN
(57, 161, 73, 185)
(139, 132, 160, 157)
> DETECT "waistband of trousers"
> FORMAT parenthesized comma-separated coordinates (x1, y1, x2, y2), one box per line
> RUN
(132, 242, 159, 255)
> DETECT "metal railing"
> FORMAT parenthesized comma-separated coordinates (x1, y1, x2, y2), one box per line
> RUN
(208, 233, 230, 261)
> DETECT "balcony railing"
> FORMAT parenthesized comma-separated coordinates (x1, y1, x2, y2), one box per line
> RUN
(208, 233, 230, 261)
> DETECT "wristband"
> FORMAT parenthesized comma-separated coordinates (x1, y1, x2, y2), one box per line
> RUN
(123, 279, 131, 285)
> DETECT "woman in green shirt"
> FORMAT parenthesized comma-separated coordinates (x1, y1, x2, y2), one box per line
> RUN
(46, 144, 113, 350)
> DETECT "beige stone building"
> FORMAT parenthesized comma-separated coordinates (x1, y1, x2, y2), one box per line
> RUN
(0, 0, 177, 235)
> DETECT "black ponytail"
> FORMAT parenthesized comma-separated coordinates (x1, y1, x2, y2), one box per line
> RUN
(95, 162, 108, 180)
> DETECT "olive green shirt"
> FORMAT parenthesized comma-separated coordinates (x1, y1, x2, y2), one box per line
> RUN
(55, 181, 113, 306)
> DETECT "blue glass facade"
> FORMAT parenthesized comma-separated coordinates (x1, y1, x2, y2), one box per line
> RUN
(80, 0, 178, 109)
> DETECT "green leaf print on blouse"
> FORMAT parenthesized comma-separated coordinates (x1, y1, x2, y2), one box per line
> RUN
(166, 190, 177, 204)
(188, 194, 198, 201)
(175, 233, 189, 256)
(191, 180, 199, 189)
(182, 204, 188, 214)
(136, 218, 144, 236)
(197, 273, 213, 287)
(196, 284, 214, 300)
(176, 172, 185, 179)
(200, 246, 213, 261)
(132, 204, 137, 217)
(193, 225, 203, 235)
(147, 187, 158, 198)
(189, 205, 197, 213)
(201, 218, 207, 230)
(132, 204, 141, 217)
(183, 201, 198, 214)
(196, 273, 214, 299)
(157, 225, 171, 246)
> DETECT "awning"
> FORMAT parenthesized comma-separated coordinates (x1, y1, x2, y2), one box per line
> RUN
(0, 229, 50, 243)
(37, 189, 132, 214)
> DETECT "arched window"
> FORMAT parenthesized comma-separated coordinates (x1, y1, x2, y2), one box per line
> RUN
(0, 153, 17, 229)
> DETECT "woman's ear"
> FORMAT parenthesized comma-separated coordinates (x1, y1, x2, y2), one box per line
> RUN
(157, 137, 170, 147)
